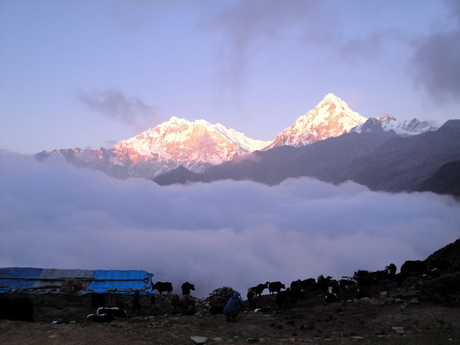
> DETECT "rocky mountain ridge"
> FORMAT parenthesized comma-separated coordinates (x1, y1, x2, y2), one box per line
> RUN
(352, 113, 436, 136)
(37, 117, 271, 179)
(154, 119, 460, 196)
(36, 94, 438, 180)
(110, 116, 270, 176)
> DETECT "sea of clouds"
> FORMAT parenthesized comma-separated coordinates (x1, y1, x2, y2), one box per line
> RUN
(1, 150, 459, 298)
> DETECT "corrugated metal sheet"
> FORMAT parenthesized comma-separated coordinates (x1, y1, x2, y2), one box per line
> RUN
(0, 267, 153, 295)
(35, 269, 94, 288)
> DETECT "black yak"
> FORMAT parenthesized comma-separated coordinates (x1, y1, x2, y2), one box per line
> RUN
(171, 294, 196, 314)
(268, 281, 286, 294)
(401, 260, 427, 278)
(181, 282, 195, 295)
(249, 282, 269, 296)
(152, 281, 173, 294)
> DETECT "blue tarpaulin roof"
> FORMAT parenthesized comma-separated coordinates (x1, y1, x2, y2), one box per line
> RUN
(89, 270, 152, 294)
(0, 267, 42, 292)
(0, 267, 153, 295)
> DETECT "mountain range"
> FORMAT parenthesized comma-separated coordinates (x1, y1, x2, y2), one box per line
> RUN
(36, 93, 459, 196)
(153, 118, 460, 193)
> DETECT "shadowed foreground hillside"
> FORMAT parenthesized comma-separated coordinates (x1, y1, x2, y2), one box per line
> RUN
(1, 239, 460, 345)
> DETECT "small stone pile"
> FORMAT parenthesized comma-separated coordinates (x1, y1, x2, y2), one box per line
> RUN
(196, 287, 237, 314)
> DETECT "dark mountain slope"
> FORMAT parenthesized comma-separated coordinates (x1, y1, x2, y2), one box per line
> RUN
(338, 120, 460, 192)
(153, 165, 202, 185)
(415, 160, 460, 197)
(154, 119, 398, 186)
(154, 120, 460, 195)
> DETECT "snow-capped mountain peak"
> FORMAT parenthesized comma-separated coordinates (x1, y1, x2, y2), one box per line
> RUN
(377, 113, 397, 123)
(42, 116, 271, 179)
(263, 93, 367, 149)
(352, 114, 437, 136)
(318, 93, 352, 111)
(114, 117, 269, 153)
(108, 117, 270, 176)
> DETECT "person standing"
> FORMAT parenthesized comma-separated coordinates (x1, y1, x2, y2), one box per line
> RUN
(132, 290, 142, 314)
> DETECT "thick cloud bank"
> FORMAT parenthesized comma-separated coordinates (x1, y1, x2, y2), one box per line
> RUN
(1, 151, 459, 297)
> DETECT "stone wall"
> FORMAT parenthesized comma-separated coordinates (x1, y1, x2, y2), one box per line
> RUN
(1, 292, 153, 310)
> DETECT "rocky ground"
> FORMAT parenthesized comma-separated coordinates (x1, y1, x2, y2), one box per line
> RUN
(1, 284, 460, 345)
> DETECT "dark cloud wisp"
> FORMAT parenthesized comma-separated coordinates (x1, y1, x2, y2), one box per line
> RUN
(76, 87, 159, 128)
(410, 1, 460, 101)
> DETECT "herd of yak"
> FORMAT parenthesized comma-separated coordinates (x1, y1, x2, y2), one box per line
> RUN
(1, 257, 458, 323)
(151, 257, 458, 315)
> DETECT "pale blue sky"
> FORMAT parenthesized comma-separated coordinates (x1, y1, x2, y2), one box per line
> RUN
(1, 0, 459, 154)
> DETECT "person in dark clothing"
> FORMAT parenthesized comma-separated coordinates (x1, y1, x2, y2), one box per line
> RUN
(224, 292, 245, 322)
(132, 290, 142, 314)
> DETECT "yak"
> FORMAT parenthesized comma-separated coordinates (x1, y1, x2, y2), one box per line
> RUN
(268, 281, 285, 294)
(249, 282, 269, 296)
(152, 281, 173, 294)
(181, 282, 195, 295)
(171, 294, 196, 314)
(275, 288, 304, 309)
(401, 260, 427, 278)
